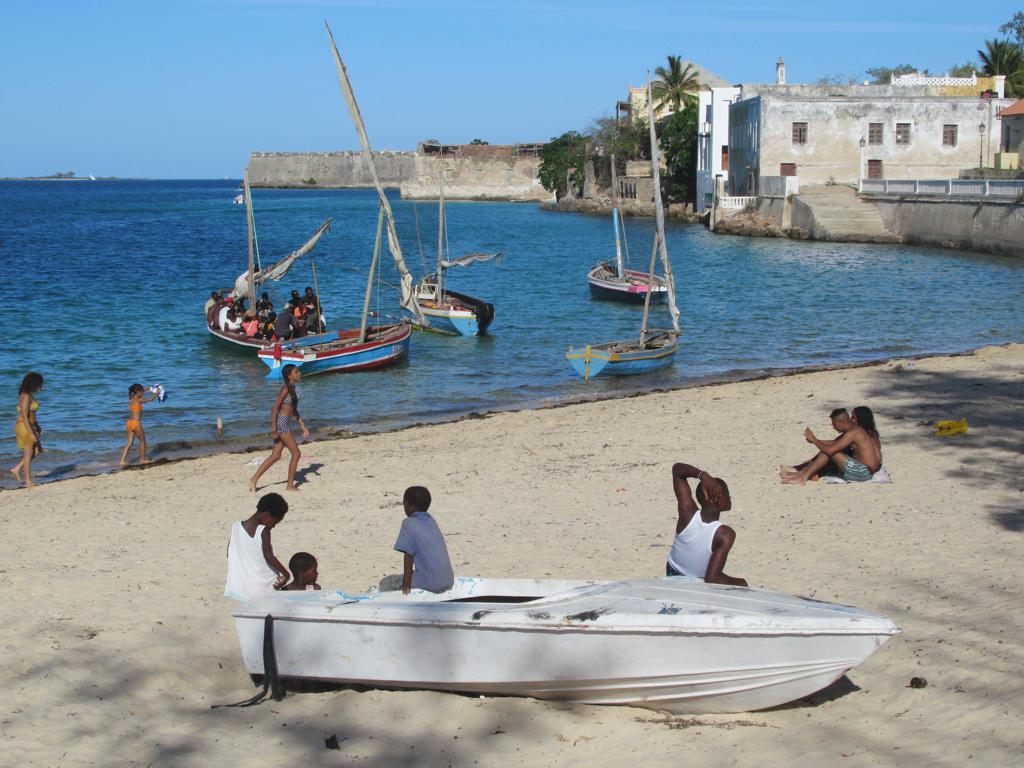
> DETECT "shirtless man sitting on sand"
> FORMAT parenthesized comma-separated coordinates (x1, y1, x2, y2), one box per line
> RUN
(780, 407, 882, 485)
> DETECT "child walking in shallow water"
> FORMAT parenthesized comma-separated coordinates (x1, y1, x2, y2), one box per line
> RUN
(11, 372, 44, 488)
(120, 383, 158, 466)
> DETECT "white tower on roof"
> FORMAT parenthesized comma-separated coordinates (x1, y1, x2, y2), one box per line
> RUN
(776, 57, 786, 85)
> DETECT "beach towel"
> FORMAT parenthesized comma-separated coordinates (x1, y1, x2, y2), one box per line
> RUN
(822, 466, 892, 484)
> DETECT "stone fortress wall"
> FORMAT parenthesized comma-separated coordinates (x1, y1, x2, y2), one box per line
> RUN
(247, 146, 553, 202)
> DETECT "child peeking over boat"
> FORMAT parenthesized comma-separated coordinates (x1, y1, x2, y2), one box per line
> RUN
(224, 492, 290, 601)
(283, 551, 321, 591)
(391, 485, 454, 595)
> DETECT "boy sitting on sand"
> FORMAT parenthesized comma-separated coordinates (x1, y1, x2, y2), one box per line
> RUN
(780, 408, 882, 485)
(393, 486, 454, 595)
(666, 462, 747, 586)
(283, 552, 321, 591)
(224, 492, 290, 601)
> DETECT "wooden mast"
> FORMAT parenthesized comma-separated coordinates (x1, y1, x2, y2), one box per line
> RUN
(359, 207, 385, 343)
(437, 168, 445, 301)
(646, 77, 680, 335)
(610, 153, 624, 279)
(243, 169, 257, 304)
(638, 236, 659, 344)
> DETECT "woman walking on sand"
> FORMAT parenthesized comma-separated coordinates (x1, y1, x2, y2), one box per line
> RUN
(11, 372, 44, 488)
(120, 383, 159, 466)
(250, 364, 309, 492)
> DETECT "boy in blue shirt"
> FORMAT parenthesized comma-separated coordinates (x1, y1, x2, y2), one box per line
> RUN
(394, 486, 454, 594)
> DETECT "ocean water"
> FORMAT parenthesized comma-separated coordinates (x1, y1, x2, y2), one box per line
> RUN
(2, 179, 1023, 485)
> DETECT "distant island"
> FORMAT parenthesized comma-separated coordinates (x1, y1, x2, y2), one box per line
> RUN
(0, 171, 119, 181)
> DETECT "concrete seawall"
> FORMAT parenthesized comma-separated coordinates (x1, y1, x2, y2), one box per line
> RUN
(247, 151, 414, 189)
(865, 196, 1024, 257)
(246, 151, 552, 202)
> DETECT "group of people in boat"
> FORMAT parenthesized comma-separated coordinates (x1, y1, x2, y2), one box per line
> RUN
(204, 286, 327, 342)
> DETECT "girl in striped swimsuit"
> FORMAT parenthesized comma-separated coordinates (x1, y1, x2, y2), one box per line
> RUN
(249, 364, 310, 493)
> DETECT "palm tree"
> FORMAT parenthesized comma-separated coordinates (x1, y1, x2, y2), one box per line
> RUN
(978, 39, 1024, 97)
(652, 55, 702, 114)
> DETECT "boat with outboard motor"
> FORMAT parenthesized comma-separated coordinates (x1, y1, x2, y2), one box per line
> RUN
(233, 575, 897, 714)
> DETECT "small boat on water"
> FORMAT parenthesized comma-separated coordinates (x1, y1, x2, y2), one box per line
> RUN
(206, 170, 332, 351)
(586, 207, 666, 304)
(412, 172, 497, 336)
(567, 82, 681, 380)
(258, 321, 411, 376)
(233, 576, 898, 714)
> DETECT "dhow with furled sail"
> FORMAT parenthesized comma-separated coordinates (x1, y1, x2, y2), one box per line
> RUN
(567, 81, 681, 380)
(206, 170, 332, 350)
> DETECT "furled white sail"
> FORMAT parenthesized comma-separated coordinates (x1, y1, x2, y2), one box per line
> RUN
(325, 22, 426, 324)
(646, 81, 681, 335)
(440, 251, 502, 269)
(232, 218, 333, 301)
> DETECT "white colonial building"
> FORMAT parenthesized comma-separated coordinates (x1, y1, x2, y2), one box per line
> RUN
(696, 86, 741, 212)
(727, 74, 1010, 195)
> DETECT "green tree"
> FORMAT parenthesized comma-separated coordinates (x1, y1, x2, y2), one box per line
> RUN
(588, 114, 649, 161)
(469, 138, 489, 145)
(979, 38, 1024, 96)
(652, 55, 701, 113)
(866, 64, 917, 84)
(657, 103, 698, 204)
(948, 61, 978, 77)
(999, 11, 1024, 46)
(538, 131, 588, 198)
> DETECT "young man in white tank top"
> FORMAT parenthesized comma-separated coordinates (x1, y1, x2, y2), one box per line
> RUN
(665, 461, 747, 587)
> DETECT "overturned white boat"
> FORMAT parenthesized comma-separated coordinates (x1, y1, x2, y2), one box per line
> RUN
(233, 577, 898, 714)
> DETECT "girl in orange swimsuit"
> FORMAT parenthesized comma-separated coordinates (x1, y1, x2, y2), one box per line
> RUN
(11, 372, 44, 487)
(120, 383, 158, 466)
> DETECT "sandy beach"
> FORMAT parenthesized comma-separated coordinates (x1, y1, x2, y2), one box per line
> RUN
(3, 343, 1022, 767)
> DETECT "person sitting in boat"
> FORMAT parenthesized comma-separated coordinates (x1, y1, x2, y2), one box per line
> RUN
(780, 408, 882, 486)
(224, 492, 290, 602)
(391, 485, 454, 594)
(258, 312, 276, 340)
(217, 301, 231, 331)
(273, 306, 296, 340)
(292, 308, 308, 339)
(223, 307, 243, 334)
(282, 552, 321, 591)
(205, 291, 221, 326)
(289, 289, 303, 309)
(241, 310, 260, 337)
(256, 292, 273, 318)
(666, 462, 747, 587)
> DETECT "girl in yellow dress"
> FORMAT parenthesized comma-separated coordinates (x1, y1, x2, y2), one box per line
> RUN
(11, 372, 44, 488)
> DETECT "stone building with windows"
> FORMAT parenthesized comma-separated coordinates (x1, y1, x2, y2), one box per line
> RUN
(727, 75, 1010, 195)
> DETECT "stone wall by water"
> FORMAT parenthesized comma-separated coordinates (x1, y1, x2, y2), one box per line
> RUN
(868, 197, 1024, 257)
(246, 151, 552, 202)
(247, 151, 415, 189)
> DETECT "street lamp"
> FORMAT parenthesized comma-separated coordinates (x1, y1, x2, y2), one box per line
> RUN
(978, 122, 986, 169)
(859, 136, 866, 189)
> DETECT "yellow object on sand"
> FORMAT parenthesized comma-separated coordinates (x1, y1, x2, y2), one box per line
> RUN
(934, 418, 968, 436)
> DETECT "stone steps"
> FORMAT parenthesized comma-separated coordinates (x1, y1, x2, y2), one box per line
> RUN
(794, 186, 901, 243)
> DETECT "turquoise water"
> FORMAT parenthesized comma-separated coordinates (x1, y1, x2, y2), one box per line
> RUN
(2, 179, 1023, 485)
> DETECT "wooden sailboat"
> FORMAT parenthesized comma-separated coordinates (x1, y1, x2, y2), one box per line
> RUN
(413, 172, 497, 336)
(586, 155, 667, 305)
(257, 25, 421, 377)
(567, 82, 681, 380)
(206, 169, 332, 350)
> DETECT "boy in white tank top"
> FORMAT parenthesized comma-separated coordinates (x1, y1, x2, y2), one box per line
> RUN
(225, 492, 290, 601)
(665, 462, 747, 587)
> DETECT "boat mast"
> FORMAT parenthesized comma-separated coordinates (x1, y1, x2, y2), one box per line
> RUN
(646, 78, 680, 335)
(244, 170, 257, 304)
(359, 207, 385, 343)
(610, 153, 624, 279)
(638, 236, 659, 344)
(325, 22, 427, 325)
(437, 168, 445, 300)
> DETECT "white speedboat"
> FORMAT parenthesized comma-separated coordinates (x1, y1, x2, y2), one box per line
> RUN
(233, 577, 898, 714)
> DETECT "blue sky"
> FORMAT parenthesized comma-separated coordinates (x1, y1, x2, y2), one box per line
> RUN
(0, 0, 1014, 178)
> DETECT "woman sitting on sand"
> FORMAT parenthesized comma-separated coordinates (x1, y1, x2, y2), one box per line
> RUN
(11, 372, 44, 488)
(249, 364, 309, 493)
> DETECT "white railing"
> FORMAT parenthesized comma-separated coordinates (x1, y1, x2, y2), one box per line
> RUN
(718, 195, 757, 209)
(891, 73, 976, 87)
(760, 176, 800, 197)
(859, 178, 1024, 198)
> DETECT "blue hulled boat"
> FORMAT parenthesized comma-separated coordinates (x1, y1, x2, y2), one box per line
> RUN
(258, 322, 411, 377)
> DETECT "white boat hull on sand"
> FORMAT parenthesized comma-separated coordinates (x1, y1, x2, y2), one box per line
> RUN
(233, 577, 898, 714)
